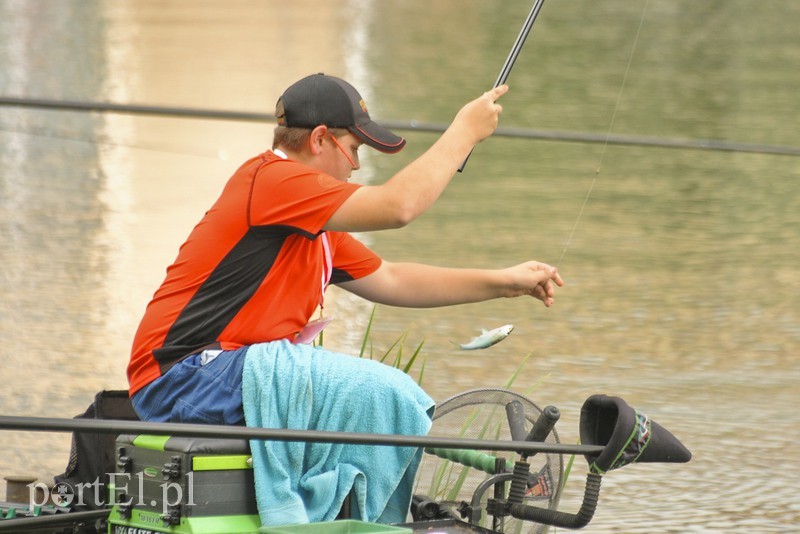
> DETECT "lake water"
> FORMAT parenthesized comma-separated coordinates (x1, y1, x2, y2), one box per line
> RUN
(1, 1, 798, 531)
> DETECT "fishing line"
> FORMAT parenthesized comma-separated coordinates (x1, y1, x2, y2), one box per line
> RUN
(556, 0, 651, 268)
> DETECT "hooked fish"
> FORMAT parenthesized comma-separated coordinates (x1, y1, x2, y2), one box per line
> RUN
(457, 324, 515, 350)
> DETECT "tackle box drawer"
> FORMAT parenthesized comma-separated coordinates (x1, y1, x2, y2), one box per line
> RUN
(108, 434, 261, 533)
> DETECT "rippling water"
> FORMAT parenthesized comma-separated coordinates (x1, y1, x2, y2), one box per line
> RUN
(1, 1, 798, 531)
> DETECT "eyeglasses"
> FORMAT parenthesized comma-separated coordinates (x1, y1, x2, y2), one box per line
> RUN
(328, 134, 358, 168)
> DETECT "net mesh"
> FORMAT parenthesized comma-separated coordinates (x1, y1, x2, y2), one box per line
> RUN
(415, 388, 564, 534)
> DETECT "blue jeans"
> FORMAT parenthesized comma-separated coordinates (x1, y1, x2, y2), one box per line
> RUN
(131, 347, 248, 425)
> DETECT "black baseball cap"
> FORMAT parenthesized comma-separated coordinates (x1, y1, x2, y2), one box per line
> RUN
(276, 73, 406, 154)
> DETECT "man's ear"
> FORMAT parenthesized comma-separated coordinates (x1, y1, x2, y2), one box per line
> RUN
(308, 125, 328, 156)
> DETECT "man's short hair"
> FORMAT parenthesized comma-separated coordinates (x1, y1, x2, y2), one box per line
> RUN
(272, 126, 349, 152)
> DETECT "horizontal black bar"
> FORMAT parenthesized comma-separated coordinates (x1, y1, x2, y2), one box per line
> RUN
(4, 96, 795, 156)
(0, 415, 602, 456)
(391, 120, 800, 156)
(0, 96, 271, 122)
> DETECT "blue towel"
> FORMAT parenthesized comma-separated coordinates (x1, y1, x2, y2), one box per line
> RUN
(241, 340, 435, 526)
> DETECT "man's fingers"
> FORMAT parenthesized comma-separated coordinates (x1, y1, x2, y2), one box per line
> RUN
(527, 264, 562, 306)
(532, 265, 562, 285)
(481, 85, 509, 104)
(487, 84, 509, 102)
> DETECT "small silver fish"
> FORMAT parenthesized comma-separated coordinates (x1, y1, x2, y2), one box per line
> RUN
(457, 324, 515, 350)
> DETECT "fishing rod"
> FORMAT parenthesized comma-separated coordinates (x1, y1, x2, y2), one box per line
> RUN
(458, 0, 547, 172)
(0, 415, 603, 456)
(2, 95, 799, 157)
(392, 120, 800, 157)
(0, 96, 271, 123)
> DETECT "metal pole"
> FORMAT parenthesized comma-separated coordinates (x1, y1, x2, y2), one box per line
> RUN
(0, 95, 271, 122)
(2, 96, 799, 156)
(0, 415, 603, 456)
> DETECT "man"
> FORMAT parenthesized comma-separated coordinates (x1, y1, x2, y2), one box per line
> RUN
(127, 73, 564, 524)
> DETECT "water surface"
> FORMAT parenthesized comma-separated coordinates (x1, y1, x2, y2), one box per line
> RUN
(1, 1, 798, 531)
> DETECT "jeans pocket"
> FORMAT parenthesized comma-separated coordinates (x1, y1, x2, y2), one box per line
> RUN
(131, 362, 194, 422)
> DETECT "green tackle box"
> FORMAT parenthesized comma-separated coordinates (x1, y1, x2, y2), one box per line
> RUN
(107, 434, 261, 533)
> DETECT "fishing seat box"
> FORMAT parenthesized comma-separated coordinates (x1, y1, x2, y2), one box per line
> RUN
(108, 434, 260, 533)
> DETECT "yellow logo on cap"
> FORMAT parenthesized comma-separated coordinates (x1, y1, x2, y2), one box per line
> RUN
(358, 99, 368, 113)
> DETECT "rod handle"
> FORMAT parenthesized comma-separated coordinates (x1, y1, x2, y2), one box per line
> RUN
(523, 405, 560, 459)
(506, 400, 528, 443)
(424, 447, 502, 475)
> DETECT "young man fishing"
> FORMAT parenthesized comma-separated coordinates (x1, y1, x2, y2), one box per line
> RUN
(127, 73, 564, 526)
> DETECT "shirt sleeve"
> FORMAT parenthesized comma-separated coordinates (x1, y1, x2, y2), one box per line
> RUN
(329, 232, 382, 284)
(249, 158, 360, 236)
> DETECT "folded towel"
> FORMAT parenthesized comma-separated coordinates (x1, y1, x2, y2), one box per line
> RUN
(242, 340, 435, 526)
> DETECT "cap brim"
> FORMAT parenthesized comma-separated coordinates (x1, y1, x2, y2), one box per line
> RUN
(351, 121, 406, 154)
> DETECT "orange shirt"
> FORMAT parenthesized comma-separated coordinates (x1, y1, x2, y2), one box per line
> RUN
(128, 151, 381, 395)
